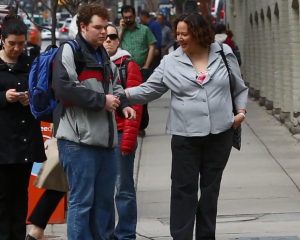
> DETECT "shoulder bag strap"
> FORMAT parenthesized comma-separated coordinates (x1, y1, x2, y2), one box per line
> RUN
(218, 43, 236, 113)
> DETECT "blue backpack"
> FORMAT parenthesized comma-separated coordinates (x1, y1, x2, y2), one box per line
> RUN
(28, 40, 82, 123)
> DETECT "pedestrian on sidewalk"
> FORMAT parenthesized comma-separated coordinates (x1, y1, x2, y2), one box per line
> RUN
(125, 13, 248, 240)
(0, 14, 46, 240)
(139, 10, 162, 71)
(52, 4, 136, 240)
(226, 29, 242, 67)
(156, 14, 175, 58)
(118, 5, 156, 137)
(104, 24, 143, 240)
(215, 23, 235, 52)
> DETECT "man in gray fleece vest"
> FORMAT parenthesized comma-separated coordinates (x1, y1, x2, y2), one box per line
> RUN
(52, 4, 136, 240)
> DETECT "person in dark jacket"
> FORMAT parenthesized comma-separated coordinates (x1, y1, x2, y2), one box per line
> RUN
(0, 14, 46, 240)
(226, 29, 242, 67)
(53, 4, 135, 240)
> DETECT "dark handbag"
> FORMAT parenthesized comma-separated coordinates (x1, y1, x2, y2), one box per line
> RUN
(218, 44, 242, 151)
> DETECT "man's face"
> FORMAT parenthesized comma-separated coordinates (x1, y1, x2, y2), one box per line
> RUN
(139, 14, 146, 24)
(122, 10, 135, 27)
(80, 15, 108, 49)
(157, 15, 164, 25)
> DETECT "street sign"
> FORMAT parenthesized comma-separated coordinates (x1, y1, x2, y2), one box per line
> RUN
(158, 3, 174, 9)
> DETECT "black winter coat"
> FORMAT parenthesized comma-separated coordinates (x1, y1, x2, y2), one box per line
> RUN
(0, 53, 46, 164)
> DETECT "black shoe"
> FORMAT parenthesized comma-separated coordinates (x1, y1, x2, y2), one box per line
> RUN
(138, 129, 146, 137)
(25, 234, 38, 240)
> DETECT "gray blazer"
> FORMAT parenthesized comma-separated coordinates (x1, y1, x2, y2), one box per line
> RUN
(127, 43, 248, 137)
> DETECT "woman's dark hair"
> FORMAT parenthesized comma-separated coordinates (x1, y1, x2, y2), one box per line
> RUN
(1, 14, 27, 40)
(172, 13, 214, 48)
(226, 29, 233, 38)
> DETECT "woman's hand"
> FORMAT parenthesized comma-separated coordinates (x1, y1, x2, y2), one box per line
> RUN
(6, 89, 20, 103)
(19, 91, 29, 106)
(232, 114, 244, 129)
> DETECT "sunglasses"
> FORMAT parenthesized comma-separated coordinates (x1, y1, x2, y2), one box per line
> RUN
(106, 34, 118, 40)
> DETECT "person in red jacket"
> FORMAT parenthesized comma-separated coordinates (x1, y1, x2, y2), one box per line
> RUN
(104, 24, 143, 240)
(214, 23, 235, 52)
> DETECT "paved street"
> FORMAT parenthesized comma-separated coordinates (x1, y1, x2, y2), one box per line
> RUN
(36, 92, 300, 239)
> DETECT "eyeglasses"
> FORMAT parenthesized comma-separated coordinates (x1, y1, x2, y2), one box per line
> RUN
(106, 34, 118, 40)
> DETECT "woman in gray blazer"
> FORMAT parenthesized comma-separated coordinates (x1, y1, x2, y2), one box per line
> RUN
(125, 13, 248, 240)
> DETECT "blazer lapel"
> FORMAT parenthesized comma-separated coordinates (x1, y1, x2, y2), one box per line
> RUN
(173, 47, 199, 85)
(202, 43, 222, 85)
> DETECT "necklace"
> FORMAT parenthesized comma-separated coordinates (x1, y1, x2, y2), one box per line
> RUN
(196, 70, 208, 84)
(196, 70, 208, 75)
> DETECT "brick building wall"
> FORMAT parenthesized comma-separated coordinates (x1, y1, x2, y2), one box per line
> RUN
(224, 0, 300, 133)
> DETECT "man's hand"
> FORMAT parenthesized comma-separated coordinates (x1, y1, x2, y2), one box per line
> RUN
(6, 89, 20, 103)
(105, 95, 120, 112)
(120, 19, 126, 30)
(19, 91, 29, 106)
(232, 114, 244, 129)
(122, 106, 136, 120)
(154, 49, 160, 56)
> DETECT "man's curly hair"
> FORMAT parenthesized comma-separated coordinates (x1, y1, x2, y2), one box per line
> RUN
(172, 13, 215, 48)
(76, 3, 110, 33)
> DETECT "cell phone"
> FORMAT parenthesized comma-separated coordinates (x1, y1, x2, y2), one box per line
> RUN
(18, 92, 25, 95)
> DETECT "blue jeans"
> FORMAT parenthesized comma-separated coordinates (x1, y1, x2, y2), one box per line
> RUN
(108, 132, 138, 240)
(57, 139, 117, 240)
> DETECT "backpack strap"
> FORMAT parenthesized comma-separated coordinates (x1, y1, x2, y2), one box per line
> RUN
(66, 40, 84, 75)
(218, 43, 236, 113)
(118, 58, 130, 88)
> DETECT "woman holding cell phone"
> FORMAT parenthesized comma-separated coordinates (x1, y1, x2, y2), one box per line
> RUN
(0, 14, 46, 240)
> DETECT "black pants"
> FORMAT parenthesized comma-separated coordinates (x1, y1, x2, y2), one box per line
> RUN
(0, 163, 33, 240)
(27, 190, 65, 229)
(139, 68, 151, 130)
(170, 128, 233, 240)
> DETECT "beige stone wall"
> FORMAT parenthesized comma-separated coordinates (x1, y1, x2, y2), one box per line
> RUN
(224, 0, 300, 132)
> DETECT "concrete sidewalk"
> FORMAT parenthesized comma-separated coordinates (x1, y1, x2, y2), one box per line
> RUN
(40, 95, 300, 239)
(135, 95, 300, 240)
